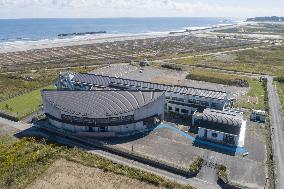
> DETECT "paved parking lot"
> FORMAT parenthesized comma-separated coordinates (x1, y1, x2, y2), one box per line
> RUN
(103, 121, 266, 188)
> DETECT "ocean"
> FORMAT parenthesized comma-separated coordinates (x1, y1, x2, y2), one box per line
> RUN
(0, 17, 240, 43)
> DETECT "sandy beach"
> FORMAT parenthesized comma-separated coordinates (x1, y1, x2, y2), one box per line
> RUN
(1, 22, 282, 54)
(0, 32, 179, 53)
(0, 23, 243, 54)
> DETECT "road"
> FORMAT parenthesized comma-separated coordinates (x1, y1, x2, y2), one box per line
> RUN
(0, 117, 221, 189)
(266, 76, 284, 189)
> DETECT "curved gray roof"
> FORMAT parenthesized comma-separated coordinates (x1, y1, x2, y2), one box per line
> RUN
(199, 113, 242, 127)
(194, 108, 244, 135)
(42, 90, 164, 118)
(73, 73, 228, 100)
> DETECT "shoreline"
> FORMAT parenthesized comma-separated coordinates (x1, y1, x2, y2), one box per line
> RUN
(0, 23, 241, 54)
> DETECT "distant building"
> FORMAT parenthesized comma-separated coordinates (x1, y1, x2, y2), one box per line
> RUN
(250, 109, 266, 123)
(139, 59, 150, 67)
(56, 73, 235, 117)
(192, 109, 247, 147)
(42, 90, 165, 137)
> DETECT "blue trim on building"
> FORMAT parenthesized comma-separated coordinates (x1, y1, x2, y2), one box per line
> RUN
(152, 123, 247, 154)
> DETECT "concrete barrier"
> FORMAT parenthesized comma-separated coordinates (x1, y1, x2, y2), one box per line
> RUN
(0, 111, 19, 122)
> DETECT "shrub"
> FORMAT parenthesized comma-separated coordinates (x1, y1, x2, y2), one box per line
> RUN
(189, 157, 204, 173)
(217, 165, 228, 184)
(161, 64, 183, 71)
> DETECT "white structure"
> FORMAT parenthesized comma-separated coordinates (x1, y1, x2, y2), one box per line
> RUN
(56, 73, 235, 116)
(250, 109, 266, 123)
(42, 90, 165, 137)
(193, 109, 247, 147)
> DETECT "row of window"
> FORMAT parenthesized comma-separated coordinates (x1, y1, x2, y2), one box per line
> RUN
(168, 106, 189, 114)
(61, 114, 134, 125)
(169, 97, 211, 107)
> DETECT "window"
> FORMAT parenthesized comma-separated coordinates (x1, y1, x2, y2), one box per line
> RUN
(212, 133, 218, 138)
(99, 127, 107, 132)
(201, 101, 209, 106)
(175, 108, 180, 113)
(168, 106, 173, 111)
(172, 97, 184, 102)
(181, 109, 189, 114)
(188, 99, 195, 104)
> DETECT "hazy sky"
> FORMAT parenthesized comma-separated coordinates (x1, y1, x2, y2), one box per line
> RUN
(0, 0, 283, 19)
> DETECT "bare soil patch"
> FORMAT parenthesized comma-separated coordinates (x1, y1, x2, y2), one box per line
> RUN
(27, 159, 164, 189)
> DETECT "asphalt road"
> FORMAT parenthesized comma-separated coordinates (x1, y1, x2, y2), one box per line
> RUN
(267, 76, 284, 189)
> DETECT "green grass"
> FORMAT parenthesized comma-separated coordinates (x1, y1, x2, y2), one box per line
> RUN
(0, 70, 57, 102)
(0, 137, 61, 189)
(0, 85, 54, 119)
(276, 82, 284, 114)
(235, 80, 265, 110)
(0, 136, 194, 189)
(0, 66, 100, 102)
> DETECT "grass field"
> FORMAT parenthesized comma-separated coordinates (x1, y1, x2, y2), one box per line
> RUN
(186, 68, 249, 86)
(175, 45, 284, 77)
(0, 136, 193, 189)
(276, 82, 284, 113)
(0, 85, 54, 119)
(0, 66, 98, 102)
(235, 80, 265, 110)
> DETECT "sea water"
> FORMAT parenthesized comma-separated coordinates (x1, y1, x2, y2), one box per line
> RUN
(0, 17, 240, 43)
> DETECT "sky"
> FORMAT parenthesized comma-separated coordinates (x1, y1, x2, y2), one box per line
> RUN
(0, 0, 283, 19)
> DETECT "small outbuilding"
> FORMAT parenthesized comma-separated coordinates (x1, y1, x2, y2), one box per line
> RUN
(193, 109, 247, 147)
(250, 109, 266, 123)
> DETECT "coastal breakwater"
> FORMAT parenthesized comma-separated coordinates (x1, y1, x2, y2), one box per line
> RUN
(58, 31, 107, 37)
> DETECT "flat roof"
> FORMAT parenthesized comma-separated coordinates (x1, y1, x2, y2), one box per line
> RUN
(42, 90, 164, 119)
(72, 73, 229, 100)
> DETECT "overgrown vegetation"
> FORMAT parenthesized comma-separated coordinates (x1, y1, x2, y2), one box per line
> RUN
(217, 165, 228, 184)
(188, 157, 204, 173)
(161, 63, 183, 71)
(175, 46, 284, 77)
(0, 71, 56, 102)
(274, 76, 284, 83)
(186, 69, 249, 87)
(0, 66, 98, 102)
(235, 80, 266, 110)
(0, 137, 62, 189)
(275, 82, 284, 113)
(0, 136, 194, 189)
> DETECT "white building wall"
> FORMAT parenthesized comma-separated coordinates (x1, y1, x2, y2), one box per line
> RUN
(237, 120, 247, 147)
(134, 94, 165, 120)
(198, 127, 205, 137)
(198, 128, 225, 143)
